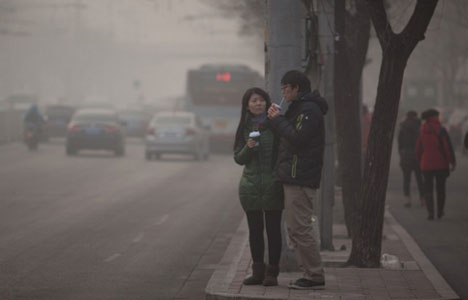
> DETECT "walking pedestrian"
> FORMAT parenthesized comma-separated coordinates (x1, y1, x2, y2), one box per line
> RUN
(233, 87, 284, 286)
(397, 110, 424, 207)
(416, 108, 456, 220)
(267, 70, 328, 290)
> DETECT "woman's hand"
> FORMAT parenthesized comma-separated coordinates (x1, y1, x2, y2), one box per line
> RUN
(247, 138, 256, 148)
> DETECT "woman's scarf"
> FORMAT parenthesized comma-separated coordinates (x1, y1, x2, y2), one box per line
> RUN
(251, 112, 267, 131)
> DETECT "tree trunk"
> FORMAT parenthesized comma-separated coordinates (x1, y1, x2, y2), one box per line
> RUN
(347, 0, 438, 267)
(348, 50, 407, 266)
(334, 0, 370, 238)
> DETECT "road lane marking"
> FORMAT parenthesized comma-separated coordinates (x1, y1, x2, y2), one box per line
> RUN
(133, 233, 144, 243)
(155, 214, 169, 226)
(104, 253, 121, 262)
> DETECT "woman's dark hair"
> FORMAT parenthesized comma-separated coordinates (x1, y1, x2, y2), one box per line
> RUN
(421, 108, 439, 121)
(280, 70, 311, 93)
(233, 87, 271, 150)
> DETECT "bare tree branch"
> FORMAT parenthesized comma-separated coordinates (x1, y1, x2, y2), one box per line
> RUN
(366, 0, 393, 48)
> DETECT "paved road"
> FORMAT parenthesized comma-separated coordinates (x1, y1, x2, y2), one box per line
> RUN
(2, 139, 467, 300)
(0, 140, 244, 300)
(387, 148, 468, 300)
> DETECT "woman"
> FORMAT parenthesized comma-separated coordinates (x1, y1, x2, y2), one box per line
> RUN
(416, 109, 456, 220)
(233, 87, 283, 286)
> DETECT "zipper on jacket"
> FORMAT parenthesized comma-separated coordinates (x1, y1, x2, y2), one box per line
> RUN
(291, 154, 297, 178)
(296, 114, 304, 131)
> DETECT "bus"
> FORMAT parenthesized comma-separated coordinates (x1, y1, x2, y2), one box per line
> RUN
(185, 64, 264, 152)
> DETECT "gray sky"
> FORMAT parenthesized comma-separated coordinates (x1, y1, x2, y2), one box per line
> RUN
(0, 0, 264, 108)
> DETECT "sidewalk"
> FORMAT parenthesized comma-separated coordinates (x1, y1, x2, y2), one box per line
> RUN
(205, 205, 459, 300)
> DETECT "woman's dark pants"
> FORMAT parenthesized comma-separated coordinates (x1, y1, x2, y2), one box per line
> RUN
(246, 210, 282, 266)
(423, 170, 448, 218)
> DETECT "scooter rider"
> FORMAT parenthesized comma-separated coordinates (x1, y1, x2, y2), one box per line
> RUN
(24, 104, 45, 138)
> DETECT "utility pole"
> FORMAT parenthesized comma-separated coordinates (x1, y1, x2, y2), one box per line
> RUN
(317, 0, 335, 250)
(265, 1, 305, 102)
(265, 0, 305, 271)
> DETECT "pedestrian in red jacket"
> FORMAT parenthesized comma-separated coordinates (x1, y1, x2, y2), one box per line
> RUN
(416, 109, 456, 220)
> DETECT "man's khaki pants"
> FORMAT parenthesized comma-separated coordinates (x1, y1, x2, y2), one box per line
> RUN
(283, 184, 324, 281)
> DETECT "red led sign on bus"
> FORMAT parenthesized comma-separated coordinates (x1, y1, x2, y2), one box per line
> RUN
(216, 72, 231, 82)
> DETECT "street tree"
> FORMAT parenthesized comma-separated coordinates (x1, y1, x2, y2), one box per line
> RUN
(333, 0, 370, 238)
(405, 0, 468, 109)
(347, 0, 439, 267)
(302, 0, 370, 239)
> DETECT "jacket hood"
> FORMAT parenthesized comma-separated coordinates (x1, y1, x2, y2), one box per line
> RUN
(299, 90, 328, 115)
(422, 117, 441, 135)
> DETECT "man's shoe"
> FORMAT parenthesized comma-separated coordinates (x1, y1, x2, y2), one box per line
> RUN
(438, 211, 444, 219)
(288, 278, 325, 290)
(427, 215, 434, 220)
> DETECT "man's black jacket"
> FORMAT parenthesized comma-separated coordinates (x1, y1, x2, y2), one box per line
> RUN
(269, 90, 328, 188)
(397, 117, 421, 166)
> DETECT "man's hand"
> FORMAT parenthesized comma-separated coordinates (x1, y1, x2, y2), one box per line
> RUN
(268, 105, 280, 119)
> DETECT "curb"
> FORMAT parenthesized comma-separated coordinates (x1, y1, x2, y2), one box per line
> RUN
(206, 211, 460, 300)
(205, 217, 249, 300)
(385, 210, 459, 300)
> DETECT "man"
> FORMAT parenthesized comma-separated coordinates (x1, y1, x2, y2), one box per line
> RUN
(397, 110, 424, 208)
(267, 70, 328, 290)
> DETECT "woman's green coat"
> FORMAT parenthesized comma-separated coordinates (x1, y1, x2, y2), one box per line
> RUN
(234, 122, 284, 212)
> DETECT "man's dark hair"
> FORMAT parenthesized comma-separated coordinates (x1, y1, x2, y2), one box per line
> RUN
(280, 70, 311, 93)
(421, 108, 439, 120)
(406, 110, 418, 118)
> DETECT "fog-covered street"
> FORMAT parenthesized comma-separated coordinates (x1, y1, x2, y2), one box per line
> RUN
(0, 140, 243, 299)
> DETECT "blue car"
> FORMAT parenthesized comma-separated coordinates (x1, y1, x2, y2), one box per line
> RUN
(66, 108, 126, 156)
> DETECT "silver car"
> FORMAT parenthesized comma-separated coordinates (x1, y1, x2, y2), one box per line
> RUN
(145, 111, 210, 160)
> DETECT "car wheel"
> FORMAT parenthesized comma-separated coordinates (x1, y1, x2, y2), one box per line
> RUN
(154, 153, 161, 160)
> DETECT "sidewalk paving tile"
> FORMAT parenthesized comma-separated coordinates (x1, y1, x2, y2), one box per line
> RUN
(206, 209, 460, 300)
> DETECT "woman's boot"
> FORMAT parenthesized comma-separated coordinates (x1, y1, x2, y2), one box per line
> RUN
(262, 265, 279, 286)
(243, 262, 265, 285)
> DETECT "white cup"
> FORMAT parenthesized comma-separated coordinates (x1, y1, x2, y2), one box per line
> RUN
(249, 131, 260, 147)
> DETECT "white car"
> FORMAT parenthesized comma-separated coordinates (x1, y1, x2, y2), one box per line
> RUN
(145, 111, 210, 160)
